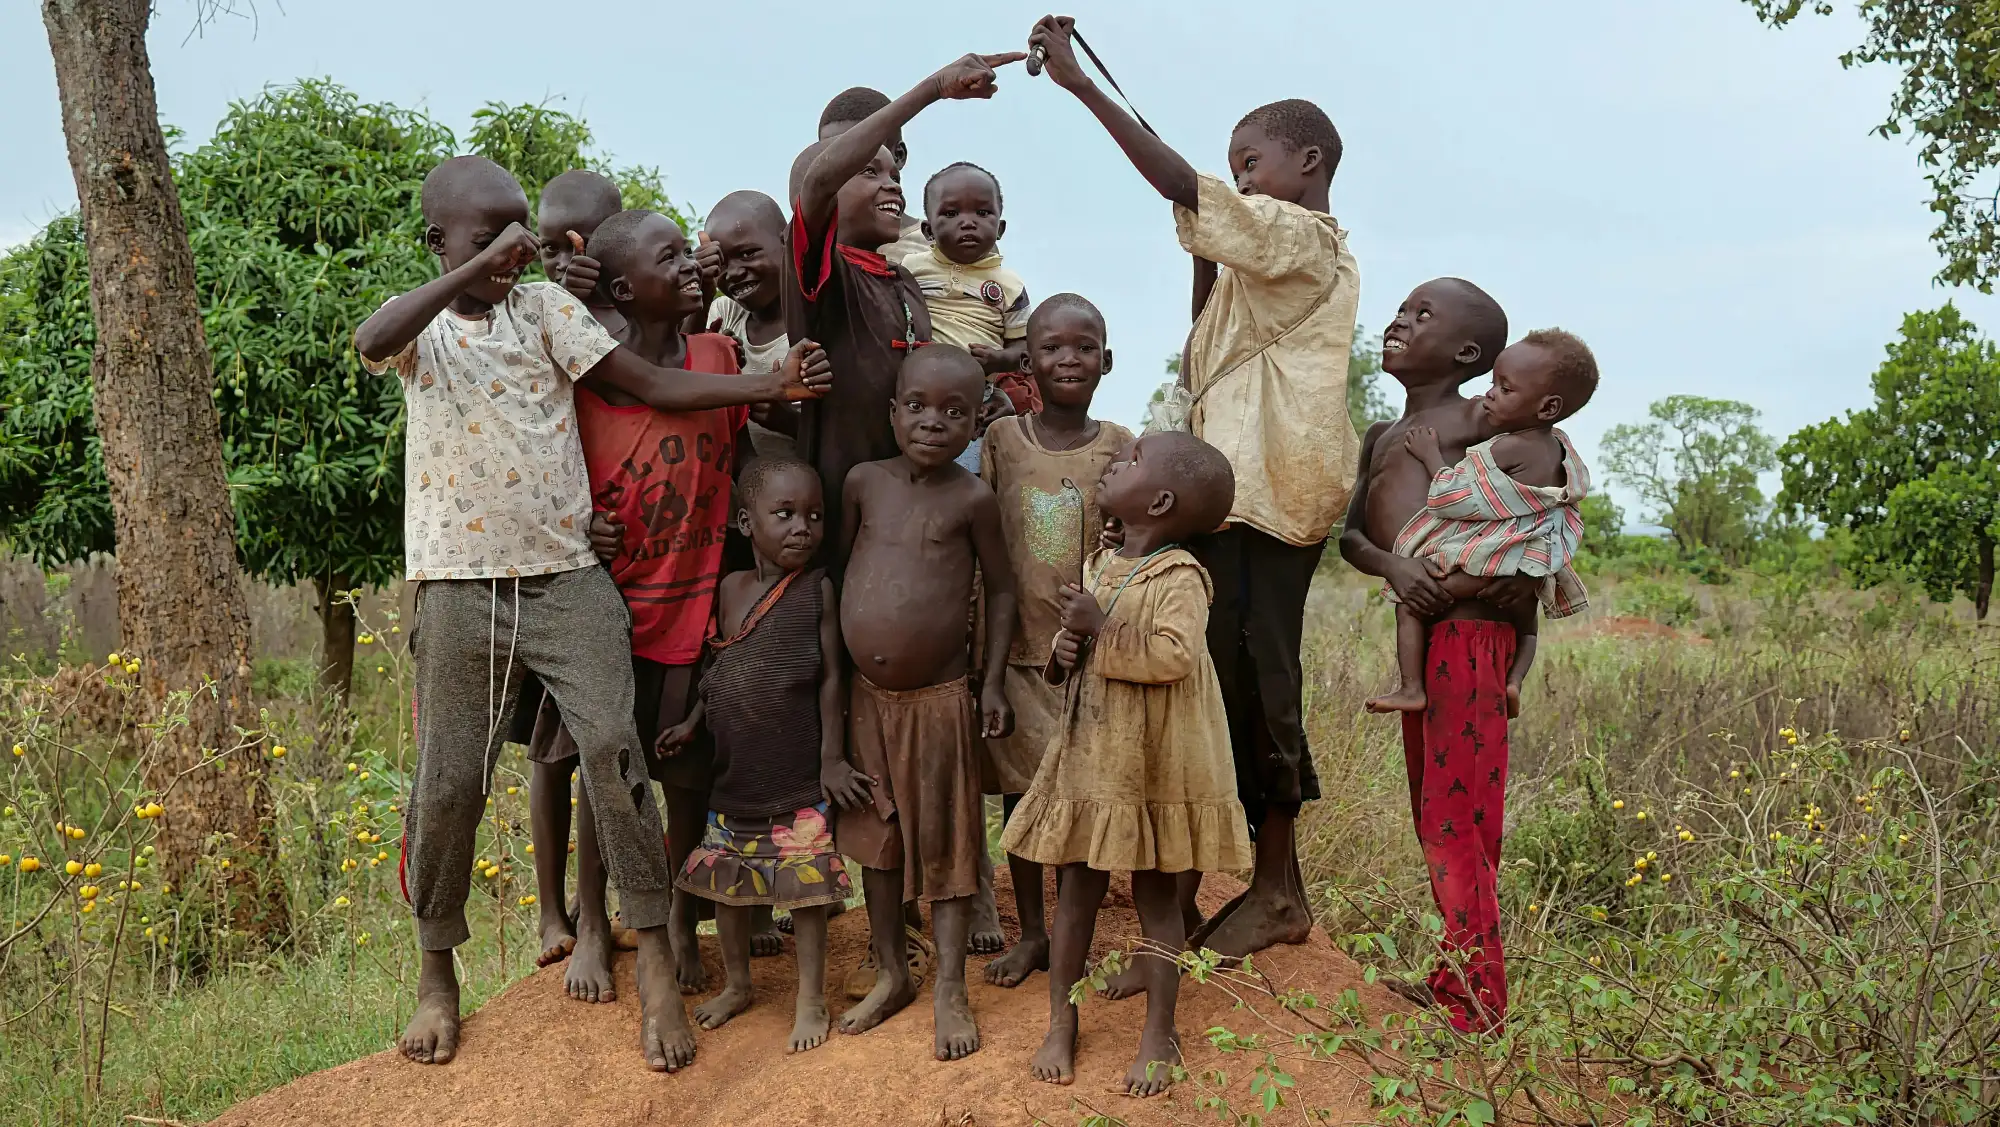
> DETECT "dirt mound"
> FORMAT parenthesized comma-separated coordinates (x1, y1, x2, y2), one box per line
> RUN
(209, 873, 1400, 1126)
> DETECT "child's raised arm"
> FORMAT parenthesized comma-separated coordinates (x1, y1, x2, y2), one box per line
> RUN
(354, 222, 538, 364)
(969, 485, 1018, 740)
(798, 52, 1026, 239)
(1030, 16, 1199, 212)
(583, 338, 830, 412)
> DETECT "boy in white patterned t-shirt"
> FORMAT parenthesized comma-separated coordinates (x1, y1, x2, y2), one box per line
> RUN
(353, 156, 827, 1075)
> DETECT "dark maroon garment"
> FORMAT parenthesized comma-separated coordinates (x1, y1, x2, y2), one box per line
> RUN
(700, 568, 827, 819)
(785, 205, 932, 579)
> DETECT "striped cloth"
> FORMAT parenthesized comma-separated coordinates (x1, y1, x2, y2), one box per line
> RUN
(1387, 429, 1590, 619)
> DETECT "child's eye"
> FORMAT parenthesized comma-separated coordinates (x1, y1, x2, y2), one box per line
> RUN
(947, 408, 966, 419)
(1417, 310, 1431, 321)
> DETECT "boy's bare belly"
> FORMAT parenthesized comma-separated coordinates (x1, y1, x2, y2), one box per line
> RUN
(842, 520, 976, 692)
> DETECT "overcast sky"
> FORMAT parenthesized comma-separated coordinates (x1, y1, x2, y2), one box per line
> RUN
(4, 1, 1993, 521)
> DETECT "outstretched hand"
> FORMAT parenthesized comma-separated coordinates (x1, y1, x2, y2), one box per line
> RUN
(1028, 16, 1087, 90)
(779, 338, 833, 401)
(934, 51, 1028, 101)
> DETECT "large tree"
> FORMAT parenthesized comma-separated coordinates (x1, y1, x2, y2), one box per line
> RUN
(39, 0, 282, 931)
(1601, 395, 1777, 562)
(1780, 304, 2000, 617)
(2, 87, 690, 698)
(1744, 2, 2000, 290)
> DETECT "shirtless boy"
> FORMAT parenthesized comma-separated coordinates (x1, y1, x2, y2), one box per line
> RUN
(1338, 277, 1541, 1032)
(834, 344, 1018, 1061)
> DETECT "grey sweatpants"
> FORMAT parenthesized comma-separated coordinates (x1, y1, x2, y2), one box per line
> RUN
(407, 567, 673, 950)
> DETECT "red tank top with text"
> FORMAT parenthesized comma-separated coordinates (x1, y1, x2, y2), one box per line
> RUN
(574, 333, 747, 664)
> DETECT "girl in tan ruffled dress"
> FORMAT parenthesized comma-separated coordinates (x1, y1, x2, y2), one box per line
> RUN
(1000, 431, 1252, 1097)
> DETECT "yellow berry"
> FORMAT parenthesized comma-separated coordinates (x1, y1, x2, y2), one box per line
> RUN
(271, 745, 287, 758)
(125, 662, 139, 675)
(65, 860, 83, 876)
(1527, 903, 1540, 912)
(143, 927, 154, 938)
(18, 857, 39, 872)
(391, 625, 401, 634)
(358, 772, 369, 781)
(376, 851, 388, 862)
(10, 744, 22, 757)
(356, 933, 369, 946)
(83, 862, 101, 878)
(334, 895, 350, 907)
(1635, 811, 1648, 821)
(367, 858, 379, 867)
(359, 634, 374, 645)
(78, 885, 98, 900)
(1728, 769, 1740, 779)
(1678, 830, 1694, 843)
(1659, 873, 1672, 883)
(107, 652, 120, 666)
(525, 844, 534, 855)
(81, 900, 95, 914)
(346, 763, 357, 772)
(506, 786, 518, 796)
(219, 859, 231, 869)
(70, 826, 86, 839)
(1898, 834, 1910, 844)
(375, 666, 385, 674)
(1899, 729, 1911, 741)
(1612, 799, 1625, 810)
(1588, 956, 1602, 966)
(1634, 857, 1648, 869)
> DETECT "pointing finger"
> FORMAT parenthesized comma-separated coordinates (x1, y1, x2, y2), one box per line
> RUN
(981, 50, 1029, 67)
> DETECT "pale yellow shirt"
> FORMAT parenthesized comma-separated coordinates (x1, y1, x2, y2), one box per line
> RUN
(903, 245, 1031, 353)
(1174, 173, 1360, 546)
(879, 220, 932, 267)
(362, 281, 613, 581)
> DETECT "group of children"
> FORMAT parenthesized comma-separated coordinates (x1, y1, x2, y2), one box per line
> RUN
(355, 16, 1599, 1098)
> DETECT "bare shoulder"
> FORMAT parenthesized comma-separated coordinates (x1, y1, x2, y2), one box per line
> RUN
(1490, 429, 1564, 486)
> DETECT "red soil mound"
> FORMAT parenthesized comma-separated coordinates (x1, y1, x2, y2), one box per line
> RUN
(209, 873, 1400, 1126)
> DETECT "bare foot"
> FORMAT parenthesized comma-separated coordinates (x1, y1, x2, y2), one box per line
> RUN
(789, 993, 831, 1053)
(1123, 1028, 1182, 1097)
(636, 936, 697, 1073)
(750, 927, 784, 958)
(933, 977, 980, 1061)
(674, 930, 708, 995)
(982, 934, 1049, 987)
(1188, 889, 1245, 950)
(399, 979, 461, 1064)
(537, 907, 576, 968)
(1029, 1018, 1076, 1084)
(1365, 684, 1428, 714)
(565, 922, 617, 1003)
(1197, 889, 1312, 960)
(838, 969, 917, 1035)
(969, 882, 1006, 956)
(694, 982, 754, 1030)
(1100, 962, 1148, 1000)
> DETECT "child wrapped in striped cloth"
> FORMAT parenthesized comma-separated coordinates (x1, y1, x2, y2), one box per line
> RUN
(1365, 328, 1598, 720)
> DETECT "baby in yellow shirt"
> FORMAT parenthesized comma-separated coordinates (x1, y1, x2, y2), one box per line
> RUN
(905, 161, 1034, 472)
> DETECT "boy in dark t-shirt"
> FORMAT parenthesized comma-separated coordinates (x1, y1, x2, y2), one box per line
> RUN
(785, 50, 1026, 574)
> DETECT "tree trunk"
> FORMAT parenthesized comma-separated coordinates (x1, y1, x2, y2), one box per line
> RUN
(314, 573, 356, 702)
(42, 0, 287, 939)
(1975, 536, 1993, 621)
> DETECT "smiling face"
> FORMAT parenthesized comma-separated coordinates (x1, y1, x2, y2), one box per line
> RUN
(1480, 342, 1566, 432)
(923, 166, 1004, 266)
(537, 196, 617, 297)
(835, 146, 906, 248)
(1228, 122, 1322, 205)
(707, 209, 785, 314)
(1026, 304, 1109, 411)
(1381, 280, 1489, 386)
(891, 347, 984, 469)
(739, 464, 825, 570)
(606, 215, 703, 321)
(429, 180, 532, 307)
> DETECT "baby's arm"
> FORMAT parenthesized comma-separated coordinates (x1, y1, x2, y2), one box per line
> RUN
(816, 576, 873, 809)
(1338, 421, 1453, 616)
(582, 338, 828, 412)
(1404, 425, 1448, 479)
(970, 485, 1018, 739)
(353, 222, 538, 364)
(799, 53, 1024, 239)
(1030, 16, 1199, 211)
(1505, 612, 1539, 720)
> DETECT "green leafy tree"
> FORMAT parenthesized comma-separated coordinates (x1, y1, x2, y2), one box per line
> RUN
(1744, 2, 2000, 289)
(1780, 304, 2000, 617)
(1347, 326, 1392, 433)
(1, 84, 699, 697)
(1601, 395, 1776, 563)
(1577, 492, 1627, 557)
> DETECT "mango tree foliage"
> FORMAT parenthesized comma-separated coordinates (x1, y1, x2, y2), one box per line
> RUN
(1780, 305, 2000, 617)
(1601, 396, 1776, 563)
(0, 80, 696, 695)
(1744, 1, 2000, 290)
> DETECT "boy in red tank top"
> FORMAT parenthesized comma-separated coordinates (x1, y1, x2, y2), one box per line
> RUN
(529, 205, 826, 1003)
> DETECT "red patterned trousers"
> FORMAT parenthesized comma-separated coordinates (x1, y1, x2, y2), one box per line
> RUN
(1400, 619, 1514, 1032)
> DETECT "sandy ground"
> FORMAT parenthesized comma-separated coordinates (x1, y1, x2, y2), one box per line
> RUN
(208, 871, 1401, 1126)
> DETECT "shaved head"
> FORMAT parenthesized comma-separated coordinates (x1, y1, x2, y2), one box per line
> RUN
(709, 189, 785, 235)
(421, 156, 525, 225)
(540, 169, 621, 219)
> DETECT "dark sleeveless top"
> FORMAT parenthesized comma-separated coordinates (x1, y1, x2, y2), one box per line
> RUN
(701, 568, 826, 818)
